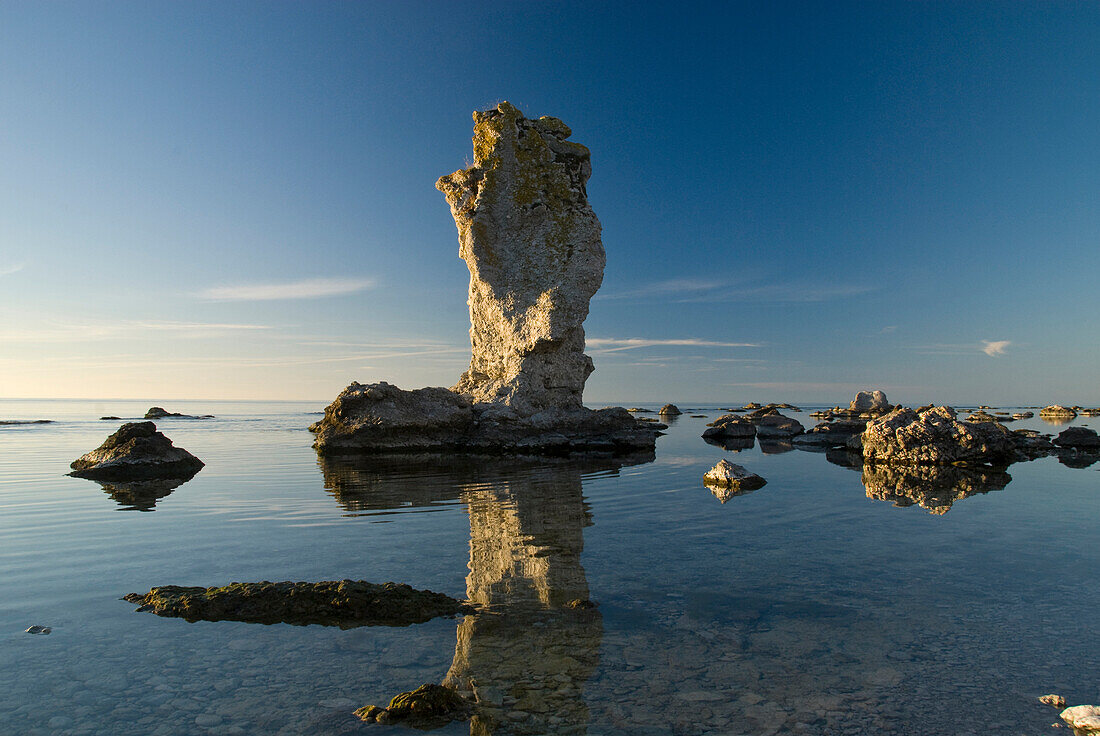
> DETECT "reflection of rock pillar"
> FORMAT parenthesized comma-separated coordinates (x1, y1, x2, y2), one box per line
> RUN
(444, 468, 602, 735)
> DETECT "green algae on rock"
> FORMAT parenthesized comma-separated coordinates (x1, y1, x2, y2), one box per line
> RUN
(123, 580, 473, 628)
(354, 684, 470, 727)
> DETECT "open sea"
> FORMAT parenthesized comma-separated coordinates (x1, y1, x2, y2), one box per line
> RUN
(1, 398, 1097, 736)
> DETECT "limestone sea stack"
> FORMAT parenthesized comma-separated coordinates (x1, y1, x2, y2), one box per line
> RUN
(311, 103, 656, 456)
(69, 422, 204, 481)
(860, 406, 1015, 467)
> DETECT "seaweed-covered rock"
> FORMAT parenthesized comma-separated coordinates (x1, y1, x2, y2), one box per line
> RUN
(355, 684, 470, 727)
(69, 422, 204, 481)
(860, 407, 1015, 467)
(123, 580, 473, 628)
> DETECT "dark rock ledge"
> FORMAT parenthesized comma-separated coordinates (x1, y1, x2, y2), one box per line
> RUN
(122, 580, 474, 628)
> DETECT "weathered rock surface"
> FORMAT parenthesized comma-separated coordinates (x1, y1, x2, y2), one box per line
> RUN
(1060, 705, 1100, 733)
(355, 684, 470, 727)
(703, 460, 766, 492)
(754, 413, 805, 438)
(702, 414, 757, 440)
(69, 422, 204, 481)
(860, 407, 1015, 467)
(850, 390, 892, 415)
(1039, 694, 1066, 708)
(1040, 405, 1077, 418)
(312, 104, 656, 457)
(123, 580, 473, 628)
(658, 404, 682, 415)
(311, 382, 657, 456)
(1054, 426, 1100, 449)
(862, 463, 1011, 514)
(437, 101, 601, 413)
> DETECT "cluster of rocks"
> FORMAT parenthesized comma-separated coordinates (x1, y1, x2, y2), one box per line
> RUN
(310, 103, 657, 457)
(355, 684, 471, 727)
(123, 580, 473, 628)
(809, 390, 896, 420)
(1039, 695, 1100, 733)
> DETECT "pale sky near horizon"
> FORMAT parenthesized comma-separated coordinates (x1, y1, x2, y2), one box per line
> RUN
(1, 1, 1098, 407)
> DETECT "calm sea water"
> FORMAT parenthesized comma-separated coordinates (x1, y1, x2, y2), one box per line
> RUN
(1, 399, 1097, 736)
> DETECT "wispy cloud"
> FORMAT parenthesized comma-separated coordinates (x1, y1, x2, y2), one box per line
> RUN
(197, 277, 374, 301)
(0, 320, 271, 343)
(911, 340, 1013, 357)
(587, 337, 760, 354)
(598, 277, 873, 303)
(0, 263, 25, 277)
(880, 325, 898, 333)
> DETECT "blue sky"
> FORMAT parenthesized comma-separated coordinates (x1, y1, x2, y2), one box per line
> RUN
(1, 1, 1098, 405)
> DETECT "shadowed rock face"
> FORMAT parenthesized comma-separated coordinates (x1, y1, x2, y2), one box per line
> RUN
(69, 422, 204, 481)
(862, 463, 1011, 514)
(437, 102, 602, 414)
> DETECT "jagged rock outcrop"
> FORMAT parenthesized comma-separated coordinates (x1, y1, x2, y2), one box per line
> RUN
(312, 104, 656, 456)
(69, 422, 204, 481)
(860, 406, 1015, 467)
(437, 101, 601, 413)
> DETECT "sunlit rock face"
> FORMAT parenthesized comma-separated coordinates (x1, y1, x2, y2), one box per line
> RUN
(860, 406, 1015, 466)
(437, 102, 603, 414)
(862, 463, 1011, 514)
(311, 104, 656, 457)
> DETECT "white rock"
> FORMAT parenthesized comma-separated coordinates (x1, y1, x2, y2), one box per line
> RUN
(1061, 705, 1100, 732)
(703, 460, 766, 491)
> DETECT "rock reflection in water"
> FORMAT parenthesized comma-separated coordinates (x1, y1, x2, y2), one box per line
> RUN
(703, 436, 755, 452)
(862, 463, 1011, 514)
(318, 452, 652, 734)
(98, 476, 194, 511)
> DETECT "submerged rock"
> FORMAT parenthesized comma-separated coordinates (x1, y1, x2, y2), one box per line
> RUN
(860, 407, 1015, 467)
(703, 460, 766, 492)
(313, 104, 656, 457)
(69, 422, 204, 481)
(123, 580, 473, 628)
(355, 684, 470, 727)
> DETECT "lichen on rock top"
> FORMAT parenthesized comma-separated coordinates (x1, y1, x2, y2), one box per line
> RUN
(436, 101, 603, 415)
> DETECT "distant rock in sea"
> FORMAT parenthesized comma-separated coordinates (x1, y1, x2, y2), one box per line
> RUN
(69, 422, 204, 481)
(658, 404, 682, 415)
(850, 390, 893, 415)
(144, 407, 213, 420)
(312, 103, 656, 457)
(754, 413, 805, 439)
(1039, 404, 1077, 419)
(702, 414, 756, 440)
(0, 419, 53, 425)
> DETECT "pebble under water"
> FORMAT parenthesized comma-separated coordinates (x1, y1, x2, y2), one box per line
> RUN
(1, 398, 1097, 735)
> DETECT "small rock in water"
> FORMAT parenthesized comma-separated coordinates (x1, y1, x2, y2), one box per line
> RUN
(1040, 694, 1067, 708)
(658, 404, 682, 415)
(69, 422, 204, 481)
(703, 459, 766, 493)
(25, 625, 52, 635)
(355, 684, 470, 727)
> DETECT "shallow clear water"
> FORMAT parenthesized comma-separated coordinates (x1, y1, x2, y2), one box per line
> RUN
(1, 399, 1097, 735)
